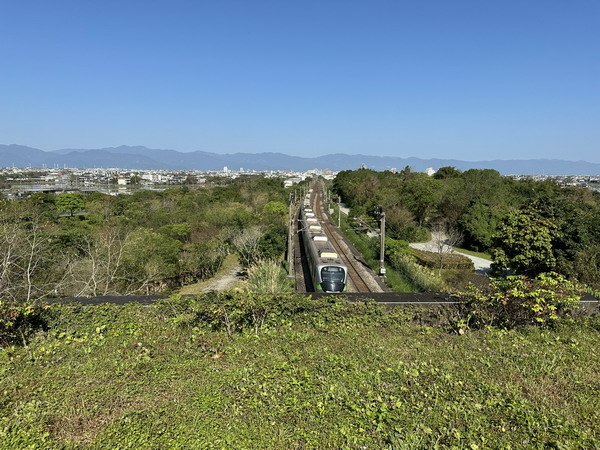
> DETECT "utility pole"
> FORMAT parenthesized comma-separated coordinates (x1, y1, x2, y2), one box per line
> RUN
(338, 196, 341, 228)
(287, 193, 294, 278)
(378, 207, 386, 278)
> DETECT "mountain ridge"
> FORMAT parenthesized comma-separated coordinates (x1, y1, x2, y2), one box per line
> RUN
(1, 144, 600, 175)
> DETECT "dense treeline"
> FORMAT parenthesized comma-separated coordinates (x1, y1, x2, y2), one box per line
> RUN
(0, 176, 291, 300)
(333, 167, 600, 289)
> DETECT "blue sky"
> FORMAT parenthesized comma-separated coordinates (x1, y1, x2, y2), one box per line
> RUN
(1, 0, 599, 162)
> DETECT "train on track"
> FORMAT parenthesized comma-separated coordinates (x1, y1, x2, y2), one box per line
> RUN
(299, 200, 347, 292)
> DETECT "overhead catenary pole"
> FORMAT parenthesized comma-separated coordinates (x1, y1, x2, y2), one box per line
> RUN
(379, 208, 386, 278)
(338, 196, 341, 228)
(288, 193, 294, 277)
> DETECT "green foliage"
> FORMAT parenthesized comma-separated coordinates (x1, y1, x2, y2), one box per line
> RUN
(458, 272, 582, 329)
(121, 228, 183, 292)
(2, 299, 600, 447)
(158, 293, 389, 335)
(432, 165, 461, 179)
(157, 223, 192, 242)
(384, 237, 409, 259)
(260, 201, 287, 225)
(0, 176, 294, 297)
(384, 205, 430, 241)
(0, 300, 48, 347)
(459, 202, 506, 250)
(180, 240, 227, 282)
(491, 207, 561, 276)
(55, 193, 84, 217)
(244, 260, 293, 294)
(386, 252, 446, 292)
(257, 223, 287, 260)
(411, 248, 474, 270)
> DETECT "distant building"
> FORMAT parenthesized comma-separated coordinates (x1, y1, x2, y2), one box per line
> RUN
(425, 167, 436, 176)
(284, 177, 303, 188)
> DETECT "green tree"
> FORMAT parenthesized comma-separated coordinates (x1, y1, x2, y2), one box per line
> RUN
(121, 228, 183, 293)
(398, 173, 439, 226)
(433, 166, 462, 179)
(261, 201, 287, 225)
(55, 193, 85, 217)
(491, 208, 561, 277)
(258, 224, 287, 260)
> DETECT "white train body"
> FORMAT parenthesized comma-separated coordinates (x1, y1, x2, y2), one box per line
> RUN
(299, 206, 347, 292)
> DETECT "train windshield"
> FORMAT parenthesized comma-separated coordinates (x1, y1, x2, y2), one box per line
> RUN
(320, 266, 346, 292)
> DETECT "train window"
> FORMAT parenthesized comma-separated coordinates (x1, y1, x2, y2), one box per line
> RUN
(321, 266, 345, 282)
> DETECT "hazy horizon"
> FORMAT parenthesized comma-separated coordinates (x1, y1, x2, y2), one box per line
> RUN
(3, 143, 600, 165)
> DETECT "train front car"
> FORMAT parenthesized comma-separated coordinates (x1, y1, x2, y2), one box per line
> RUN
(316, 263, 347, 293)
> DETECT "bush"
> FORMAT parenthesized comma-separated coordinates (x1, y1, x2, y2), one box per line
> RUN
(0, 300, 49, 347)
(390, 225, 430, 242)
(385, 237, 409, 260)
(411, 249, 474, 270)
(386, 252, 446, 292)
(157, 293, 391, 335)
(244, 260, 293, 294)
(458, 272, 582, 329)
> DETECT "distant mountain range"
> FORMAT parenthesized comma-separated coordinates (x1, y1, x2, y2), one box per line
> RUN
(1, 144, 600, 175)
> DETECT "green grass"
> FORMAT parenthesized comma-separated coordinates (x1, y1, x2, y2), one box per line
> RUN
(454, 247, 493, 260)
(337, 210, 417, 292)
(1, 298, 599, 448)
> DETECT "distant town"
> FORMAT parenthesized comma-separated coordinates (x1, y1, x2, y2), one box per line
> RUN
(1, 165, 599, 198)
(0, 166, 335, 198)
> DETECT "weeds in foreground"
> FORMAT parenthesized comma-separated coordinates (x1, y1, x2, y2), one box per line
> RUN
(243, 259, 293, 294)
(1, 294, 599, 448)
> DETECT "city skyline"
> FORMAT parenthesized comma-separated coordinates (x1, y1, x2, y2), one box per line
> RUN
(2, 1, 599, 163)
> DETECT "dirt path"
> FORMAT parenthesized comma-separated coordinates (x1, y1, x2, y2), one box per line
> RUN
(199, 263, 242, 292)
(178, 255, 243, 294)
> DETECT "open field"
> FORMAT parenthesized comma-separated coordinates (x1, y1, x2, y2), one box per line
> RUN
(1, 296, 599, 448)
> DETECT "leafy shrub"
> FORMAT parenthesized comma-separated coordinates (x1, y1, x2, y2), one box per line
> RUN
(257, 223, 287, 260)
(411, 249, 474, 270)
(385, 237, 409, 259)
(0, 300, 49, 347)
(458, 272, 581, 329)
(386, 252, 446, 292)
(441, 269, 489, 292)
(157, 293, 392, 335)
(244, 260, 293, 294)
(391, 225, 430, 242)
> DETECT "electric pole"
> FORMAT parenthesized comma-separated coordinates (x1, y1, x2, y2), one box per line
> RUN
(287, 193, 294, 278)
(378, 207, 386, 278)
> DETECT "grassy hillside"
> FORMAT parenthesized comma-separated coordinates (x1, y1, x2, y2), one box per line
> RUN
(1, 295, 599, 448)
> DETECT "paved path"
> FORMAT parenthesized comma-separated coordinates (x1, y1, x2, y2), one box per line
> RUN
(409, 232, 491, 274)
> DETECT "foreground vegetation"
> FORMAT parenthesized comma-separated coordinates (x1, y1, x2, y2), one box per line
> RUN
(1, 294, 599, 448)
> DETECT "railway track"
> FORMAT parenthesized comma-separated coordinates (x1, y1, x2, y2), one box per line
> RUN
(311, 185, 382, 293)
